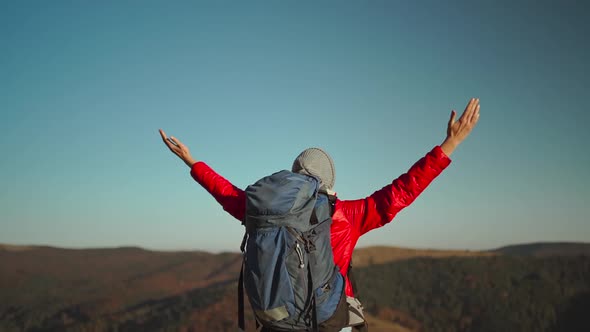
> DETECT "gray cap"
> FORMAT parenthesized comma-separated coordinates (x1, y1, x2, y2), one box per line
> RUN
(291, 147, 335, 191)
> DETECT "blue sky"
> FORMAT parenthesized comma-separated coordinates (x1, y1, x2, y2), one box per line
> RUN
(1, 0, 588, 252)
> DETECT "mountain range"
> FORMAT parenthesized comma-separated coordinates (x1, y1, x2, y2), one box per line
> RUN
(1, 242, 589, 331)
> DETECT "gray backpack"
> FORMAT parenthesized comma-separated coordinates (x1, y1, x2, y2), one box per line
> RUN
(238, 170, 344, 331)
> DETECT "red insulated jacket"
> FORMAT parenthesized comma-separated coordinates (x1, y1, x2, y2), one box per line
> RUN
(190, 146, 451, 297)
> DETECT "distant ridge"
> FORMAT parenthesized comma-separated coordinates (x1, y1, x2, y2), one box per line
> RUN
(491, 242, 590, 257)
(0, 243, 207, 253)
(352, 245, 494, 267)
(4, 241, 590, 258)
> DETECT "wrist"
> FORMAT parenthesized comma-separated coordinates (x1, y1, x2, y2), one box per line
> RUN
(440, 137, 460, 156)
(184, 157, 197, 168)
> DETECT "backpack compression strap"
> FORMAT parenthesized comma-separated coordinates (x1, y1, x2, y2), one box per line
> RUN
(238, 261, 245, 331)
(307, 261, 319, 332)
(238, 260, 262, 332)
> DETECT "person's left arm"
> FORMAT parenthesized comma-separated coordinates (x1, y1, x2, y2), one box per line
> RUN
(338, 98, 480, 235)
(337, 146, 451, 236)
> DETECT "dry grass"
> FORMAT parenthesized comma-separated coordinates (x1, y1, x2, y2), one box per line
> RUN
(364, 313, 415, 332)
(0, 244, 34, 252)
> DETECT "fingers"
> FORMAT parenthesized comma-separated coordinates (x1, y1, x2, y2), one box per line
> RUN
(159, 129, 179, 151)
(170, 136, 181, 147)
(458, 99, 473, 121)
(160, 129, 175, 147)
(469, 103, 480, 123)
(166, 137, 179, 147)
(159, 129, 171, 146)
(449, 110, 456, 126)
(460, 98, 479, 122)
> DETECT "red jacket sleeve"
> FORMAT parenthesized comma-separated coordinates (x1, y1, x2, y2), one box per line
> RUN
(338, 146, 452, 236)
(190, 162, 246, 222)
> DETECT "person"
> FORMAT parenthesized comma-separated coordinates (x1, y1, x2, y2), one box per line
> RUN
(159, 98, 481, 331)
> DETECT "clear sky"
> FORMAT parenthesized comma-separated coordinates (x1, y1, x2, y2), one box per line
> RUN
(1, 1, 588, 252)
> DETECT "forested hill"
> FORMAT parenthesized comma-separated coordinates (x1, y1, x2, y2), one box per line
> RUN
(1, 243, 589, 331)
(490, 242, 590, 257)
(355, 255, 590, 332)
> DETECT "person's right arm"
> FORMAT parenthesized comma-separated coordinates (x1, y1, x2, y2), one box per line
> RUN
(159, 129, 246, 222)
(190, 162, 246, 221)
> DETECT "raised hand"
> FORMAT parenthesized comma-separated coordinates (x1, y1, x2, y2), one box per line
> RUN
(440, 98, 480, 156)
(159, 129, 197, 167)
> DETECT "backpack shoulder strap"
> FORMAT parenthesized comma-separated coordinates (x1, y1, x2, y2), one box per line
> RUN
(311, 192, 335, 225)
(347, 261, 359, 298)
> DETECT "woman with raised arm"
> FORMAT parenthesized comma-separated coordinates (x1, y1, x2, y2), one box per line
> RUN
(160, 98, 481, 332)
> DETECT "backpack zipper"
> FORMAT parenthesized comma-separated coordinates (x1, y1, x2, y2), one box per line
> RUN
(287, 227, 307, 268)
(295, 242, 305, 268)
